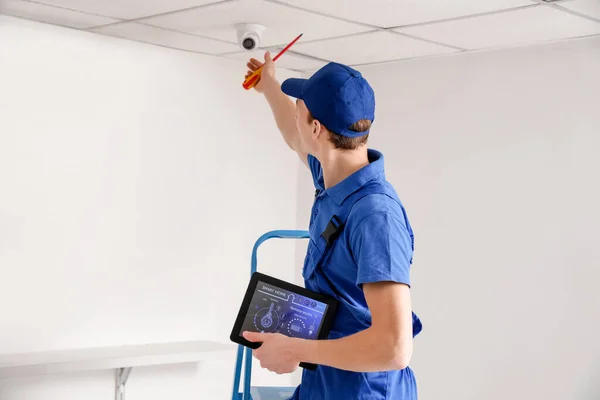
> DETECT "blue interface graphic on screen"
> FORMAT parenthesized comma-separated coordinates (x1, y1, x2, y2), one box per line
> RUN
(240, 281, 328, 340)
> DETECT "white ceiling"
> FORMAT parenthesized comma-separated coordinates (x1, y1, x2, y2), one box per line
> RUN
(2, 0, 600, 71)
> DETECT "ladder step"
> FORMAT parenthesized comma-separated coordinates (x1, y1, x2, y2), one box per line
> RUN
(250, 386, 297, 400)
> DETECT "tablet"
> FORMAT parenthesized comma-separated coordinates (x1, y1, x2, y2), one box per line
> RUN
(230, 272, 338, 370)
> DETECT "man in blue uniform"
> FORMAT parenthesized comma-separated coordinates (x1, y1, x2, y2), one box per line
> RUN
(242, 52, 422, 399)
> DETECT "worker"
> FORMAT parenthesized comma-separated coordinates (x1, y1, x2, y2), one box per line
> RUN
(242, 52, 422, 400)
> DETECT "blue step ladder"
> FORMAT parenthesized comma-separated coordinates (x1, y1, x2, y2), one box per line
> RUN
(231, 230, 309, 400)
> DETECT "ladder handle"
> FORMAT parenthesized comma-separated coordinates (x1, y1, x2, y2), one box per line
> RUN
(251, 230, 310, 275)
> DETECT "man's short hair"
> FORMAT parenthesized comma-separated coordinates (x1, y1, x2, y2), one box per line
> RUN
(309, 113, 370, 150)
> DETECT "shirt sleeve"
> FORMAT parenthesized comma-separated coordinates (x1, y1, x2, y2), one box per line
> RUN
(350, 211, 413, 287)
(307, 154, 323, 190)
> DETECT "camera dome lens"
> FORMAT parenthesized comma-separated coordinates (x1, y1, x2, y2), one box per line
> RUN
(242, 37, 256, 50)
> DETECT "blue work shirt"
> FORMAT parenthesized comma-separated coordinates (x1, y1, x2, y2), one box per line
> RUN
(292, 149, 420, 400)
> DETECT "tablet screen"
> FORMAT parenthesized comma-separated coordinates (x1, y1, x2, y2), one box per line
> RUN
(239, 280, 329, 340)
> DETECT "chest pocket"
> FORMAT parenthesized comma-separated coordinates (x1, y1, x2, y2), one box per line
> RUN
(303, 212, 342, 282)
(302, 238, 321, 281)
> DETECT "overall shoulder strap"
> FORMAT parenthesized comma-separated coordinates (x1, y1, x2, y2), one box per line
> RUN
(308, 182, 397, 276)
(303, 180, 397, 287)
(319, 182, 397, 252)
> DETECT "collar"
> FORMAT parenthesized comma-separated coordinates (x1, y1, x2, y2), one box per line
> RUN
(326, 149, 385, 205)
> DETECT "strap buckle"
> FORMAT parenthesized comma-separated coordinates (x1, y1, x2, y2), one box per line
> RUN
(321, 215, 343, 247)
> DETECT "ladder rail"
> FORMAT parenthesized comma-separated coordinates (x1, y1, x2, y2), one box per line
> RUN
(232, 230, 310, 400)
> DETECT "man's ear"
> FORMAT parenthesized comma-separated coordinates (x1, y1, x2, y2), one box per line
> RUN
(312, 119, 322, 138)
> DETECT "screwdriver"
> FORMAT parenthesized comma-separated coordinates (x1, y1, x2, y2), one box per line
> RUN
(243, 33, 303, 90)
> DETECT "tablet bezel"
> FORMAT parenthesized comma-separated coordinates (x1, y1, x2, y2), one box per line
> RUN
(230, 271, 339, 350)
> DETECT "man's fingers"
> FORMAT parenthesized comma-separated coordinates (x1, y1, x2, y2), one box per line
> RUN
(247, 58, 263, 69)
(243, 331, 266, 342)
(249, 58, 263, 68)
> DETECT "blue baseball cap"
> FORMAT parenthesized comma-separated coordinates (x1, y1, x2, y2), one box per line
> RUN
(281, 62, 375, 138)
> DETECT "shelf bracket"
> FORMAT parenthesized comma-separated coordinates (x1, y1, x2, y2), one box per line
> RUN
(115, 367, 133, 400)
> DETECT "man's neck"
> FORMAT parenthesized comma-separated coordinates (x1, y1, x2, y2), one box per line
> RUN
(320, 147, 370, 189)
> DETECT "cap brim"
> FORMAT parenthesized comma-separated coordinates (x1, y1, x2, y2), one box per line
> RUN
(281, 78, 307, 99)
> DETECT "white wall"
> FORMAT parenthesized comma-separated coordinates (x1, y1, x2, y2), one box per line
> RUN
(0, 16, 305, 399)
(305, 36, 600, 399)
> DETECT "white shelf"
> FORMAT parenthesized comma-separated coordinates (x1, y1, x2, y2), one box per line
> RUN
(0, 340, 234, 379)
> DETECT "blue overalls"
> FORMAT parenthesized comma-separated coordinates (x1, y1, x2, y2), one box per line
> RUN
(290, 149, 422, 400)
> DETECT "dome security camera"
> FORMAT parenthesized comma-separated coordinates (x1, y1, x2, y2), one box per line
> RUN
(236, 23, 266, 51)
